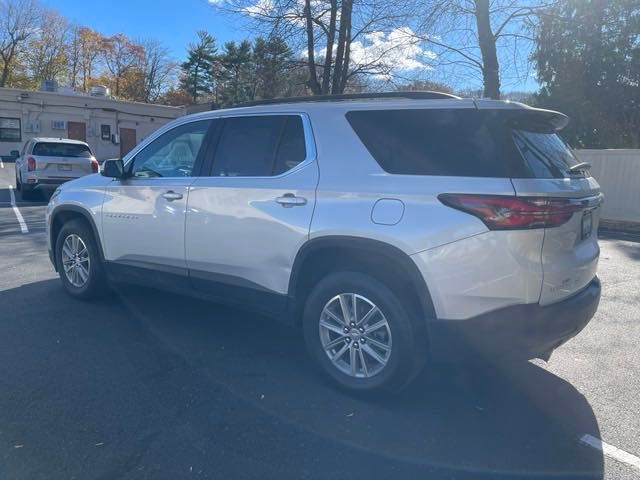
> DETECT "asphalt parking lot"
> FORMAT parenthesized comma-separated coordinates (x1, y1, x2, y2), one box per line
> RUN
(0, 162, 639, 480)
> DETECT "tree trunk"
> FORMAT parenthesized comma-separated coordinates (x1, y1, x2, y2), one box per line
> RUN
(475, 0, 500, 99)
(339, 5, 353, 92)
(321, 0, 338, 94)
(304, 0, 322, 95)
(331, 0, 352, 94)
(0, 45, 17, 87)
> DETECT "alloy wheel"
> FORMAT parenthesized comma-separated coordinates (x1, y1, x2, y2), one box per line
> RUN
(319, 293, 392, 378)
(61, 234, 90, 288)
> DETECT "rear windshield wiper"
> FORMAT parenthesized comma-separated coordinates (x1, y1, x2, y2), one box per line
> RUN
(567, 162, 591, 174)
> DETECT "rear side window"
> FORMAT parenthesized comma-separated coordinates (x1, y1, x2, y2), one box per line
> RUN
(346, 109, 508, 177)
(32, 142, 92, 158)
(211, 115, 307, 177)
(511, 130, 581, 178)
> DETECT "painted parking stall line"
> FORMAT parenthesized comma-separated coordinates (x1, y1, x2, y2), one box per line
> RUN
(8, 185, 28, 234)
(0, 158, 4, 168)
(580, 434, 640, 471)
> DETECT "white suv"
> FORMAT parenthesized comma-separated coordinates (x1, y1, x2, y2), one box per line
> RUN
(46, 92, 602, 392)
(16, 138, 99, 200)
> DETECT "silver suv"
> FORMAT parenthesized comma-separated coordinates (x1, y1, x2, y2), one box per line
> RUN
(46, 92, 602, 393)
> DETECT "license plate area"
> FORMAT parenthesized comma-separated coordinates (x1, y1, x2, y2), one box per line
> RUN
(581, 210, 593, 240)
(58, 164, 72, 171)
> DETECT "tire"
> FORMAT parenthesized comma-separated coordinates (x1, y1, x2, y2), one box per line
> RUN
(21, 184, 37, 201)
(55, 219, 107, 300)
(303, 271, 427, 393)
(15, 172, 21, 191)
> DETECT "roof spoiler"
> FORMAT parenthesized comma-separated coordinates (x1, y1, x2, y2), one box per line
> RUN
(505, 108, 569, 132)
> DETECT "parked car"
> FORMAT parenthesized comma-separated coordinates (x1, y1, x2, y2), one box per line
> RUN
(45, 92, 602, 393)
(15, 138, 99, 200)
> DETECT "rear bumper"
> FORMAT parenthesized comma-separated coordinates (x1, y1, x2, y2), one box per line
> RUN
(27, 178, 72, 189)
(429, 276, 601, 362)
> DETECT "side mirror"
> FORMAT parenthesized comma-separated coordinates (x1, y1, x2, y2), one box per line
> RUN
(101, 158, 126, 178)
(10, 150, 19, 158)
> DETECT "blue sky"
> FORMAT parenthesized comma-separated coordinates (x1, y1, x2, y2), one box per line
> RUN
(45, 0, 238, 61)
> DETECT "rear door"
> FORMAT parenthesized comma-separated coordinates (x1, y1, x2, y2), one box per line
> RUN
(32, 142, 94, 179)
(185, 113, 318, 313)
(508, 123, 602, 305)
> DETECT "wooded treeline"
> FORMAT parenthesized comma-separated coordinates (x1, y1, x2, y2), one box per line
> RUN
(1, 0, 638, 147)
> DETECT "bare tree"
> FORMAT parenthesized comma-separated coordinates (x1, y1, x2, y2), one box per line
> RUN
(25, 8, 70, 85)
(0, 0, 42, 87)
(139, 39, 176, 102)
(416, 0, 554, 99)
(219, 0, 431, 95)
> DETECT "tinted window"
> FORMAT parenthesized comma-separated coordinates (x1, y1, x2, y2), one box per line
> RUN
(273, 117, 307, 175)
(346, 109, 508, 177)
(32, 142, 92, 158)
(512, 130, 581, 178)
(211, 115, 306, 177)
(131, 120, 210, 178)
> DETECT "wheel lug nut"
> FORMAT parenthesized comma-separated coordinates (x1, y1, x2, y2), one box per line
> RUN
(345, 337, 351, 343)
(343, 327, 349, 333)
(353, 342, 359, 349)
(350, 322, 356, 328)
(360, 337, 366, 344)
(358, 327, 365, 333)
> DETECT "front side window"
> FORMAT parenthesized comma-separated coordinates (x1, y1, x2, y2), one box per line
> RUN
(0, 118, 21, 142)
(33, 142, 92, 158)
(210, 115, 307, 177)
(131, 120, 211, 178)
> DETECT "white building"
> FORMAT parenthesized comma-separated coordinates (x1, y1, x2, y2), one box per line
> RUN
(0, 86, 185, 161)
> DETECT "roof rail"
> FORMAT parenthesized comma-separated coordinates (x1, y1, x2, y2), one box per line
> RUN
(232, 91, 461, 108)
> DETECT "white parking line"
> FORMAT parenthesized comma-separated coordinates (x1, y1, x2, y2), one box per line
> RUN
(0, 158, 4, 168)
(8, 185, 28, 234)
(580, 434, 640, 471)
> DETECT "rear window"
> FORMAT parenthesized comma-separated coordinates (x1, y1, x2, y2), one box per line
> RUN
(345, 109, 508, 177)
(32, 142, 92, 158)
(511, 130, 582, 178)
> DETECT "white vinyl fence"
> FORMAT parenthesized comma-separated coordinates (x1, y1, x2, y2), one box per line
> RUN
(576, 149, 640, 223)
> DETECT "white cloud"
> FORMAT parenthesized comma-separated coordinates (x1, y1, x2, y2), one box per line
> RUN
(349, 27, 435, 78)
(207, 0, 226, 5)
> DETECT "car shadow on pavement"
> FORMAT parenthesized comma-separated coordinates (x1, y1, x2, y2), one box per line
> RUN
(0, 279, 604, 480)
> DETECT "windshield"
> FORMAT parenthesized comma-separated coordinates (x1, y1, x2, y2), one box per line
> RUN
(512, 130, 583, 178)
(32, 142, 92, 158)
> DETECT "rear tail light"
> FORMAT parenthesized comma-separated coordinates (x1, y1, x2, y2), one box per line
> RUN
(27, 156, 36, 171)
(438, 194, 581, 230)
(91, 159, 99, 173)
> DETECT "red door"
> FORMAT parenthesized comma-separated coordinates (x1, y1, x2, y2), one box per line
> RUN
(67, 121, 87, 142)
(119, 128, 136, 158)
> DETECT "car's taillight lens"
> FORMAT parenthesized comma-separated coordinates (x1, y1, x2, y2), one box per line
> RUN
(27, 156, 36, 171)
(438, 194, 580, 230)
(91, 159, 99, 173)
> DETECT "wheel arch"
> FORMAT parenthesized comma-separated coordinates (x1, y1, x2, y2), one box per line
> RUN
(50, 205, 104, 270)
(288, 236, 437, 328)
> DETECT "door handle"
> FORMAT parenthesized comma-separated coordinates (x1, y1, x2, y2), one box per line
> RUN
(276, 193, 307, 207)
(162, 190, 183, 201)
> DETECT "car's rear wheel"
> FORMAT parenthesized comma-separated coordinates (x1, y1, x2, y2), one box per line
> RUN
(55, 220, 106, 299)
(15, 172, 21, 191)
(303, 271, 427, 393)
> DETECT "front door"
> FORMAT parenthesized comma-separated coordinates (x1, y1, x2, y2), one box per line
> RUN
(119, 127, 136, 157)
(67, 121, 86, 142)
(102, 120, 212, 283)
(185, 114, 318, 313)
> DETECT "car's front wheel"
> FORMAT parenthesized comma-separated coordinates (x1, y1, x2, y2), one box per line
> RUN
(55, 220, 106, 299)
(303, 271, 427, 393)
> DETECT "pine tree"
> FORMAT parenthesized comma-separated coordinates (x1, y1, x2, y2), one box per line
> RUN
(179, 31, 216, 103)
